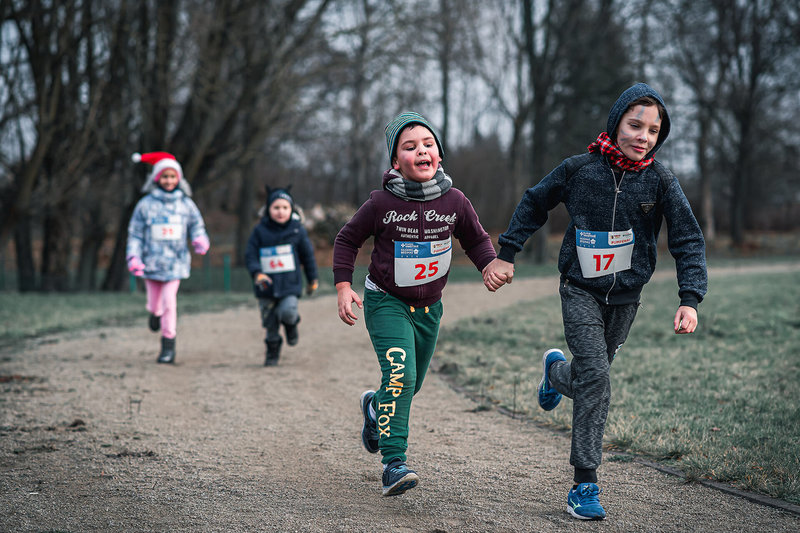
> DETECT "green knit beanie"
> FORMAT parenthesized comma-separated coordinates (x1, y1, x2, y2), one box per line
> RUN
(384, 111, 444, 164)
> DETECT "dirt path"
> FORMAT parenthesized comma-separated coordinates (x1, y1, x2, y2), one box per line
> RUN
(2, 267, 800, 532)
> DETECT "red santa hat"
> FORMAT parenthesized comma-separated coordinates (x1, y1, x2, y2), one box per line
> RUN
(131, 151, 184, 183)
(132, 151, 192, 196)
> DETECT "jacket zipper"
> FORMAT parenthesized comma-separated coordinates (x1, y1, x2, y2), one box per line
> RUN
(417, 201, 425, 301)
(605, 168, 625, 304)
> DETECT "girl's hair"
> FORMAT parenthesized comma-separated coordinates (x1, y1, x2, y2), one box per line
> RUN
(626, 96, 665, 121)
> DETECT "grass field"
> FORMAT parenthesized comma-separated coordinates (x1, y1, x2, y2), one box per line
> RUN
(435, 266, 800, 504)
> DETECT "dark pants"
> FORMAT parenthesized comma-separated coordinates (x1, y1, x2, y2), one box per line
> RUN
(548, 280, 638, 483)
(258, 295, 299, 343)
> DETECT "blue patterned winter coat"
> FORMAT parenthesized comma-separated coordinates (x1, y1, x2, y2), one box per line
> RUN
(126, 188, 209, 281)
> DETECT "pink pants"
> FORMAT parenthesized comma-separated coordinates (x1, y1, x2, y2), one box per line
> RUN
(144, 279, 181, 339)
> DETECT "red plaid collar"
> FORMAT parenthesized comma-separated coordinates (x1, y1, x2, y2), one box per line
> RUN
(587, 132, 654, 172)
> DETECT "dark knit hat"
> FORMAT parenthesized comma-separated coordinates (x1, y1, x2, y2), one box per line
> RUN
(385, 111, 444, 164)
(267, 186, 293, 208)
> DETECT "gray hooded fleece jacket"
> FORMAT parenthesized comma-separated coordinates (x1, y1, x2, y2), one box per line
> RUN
(497, 83, 707, 307)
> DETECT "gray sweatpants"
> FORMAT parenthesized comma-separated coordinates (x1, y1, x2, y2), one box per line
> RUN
(258, 295, 299, 343)
(548, 280, 638, 483)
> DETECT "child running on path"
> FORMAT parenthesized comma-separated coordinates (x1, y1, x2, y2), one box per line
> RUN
(245, 186, 318, 366)
(127, 151, 210, 364)
(483, 83, 708, 520)
(334, 112, 498, 496)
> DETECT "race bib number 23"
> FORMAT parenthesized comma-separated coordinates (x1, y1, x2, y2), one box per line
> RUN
(151, 215, 183, 241)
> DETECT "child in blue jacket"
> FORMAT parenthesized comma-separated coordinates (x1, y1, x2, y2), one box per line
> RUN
(245, 187, 318, 366)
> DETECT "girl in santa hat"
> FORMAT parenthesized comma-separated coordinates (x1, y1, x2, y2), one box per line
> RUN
(126, 152, 210, 364)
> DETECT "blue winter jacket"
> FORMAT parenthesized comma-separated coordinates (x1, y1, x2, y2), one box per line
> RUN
(126, 188, 209, 281)
(245, 215, 318, 299)
(498, 83, 707, 307)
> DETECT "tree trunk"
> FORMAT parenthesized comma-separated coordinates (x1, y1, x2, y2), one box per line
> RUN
(75, 201, 105, 291)
(40, 202, 73, 292)
(235, 167, 256, 268)
(101, 202, 137, 291)
(730, 115, 751, 247)
(696, 109, 715, 241)
(14, 216, 37, 292)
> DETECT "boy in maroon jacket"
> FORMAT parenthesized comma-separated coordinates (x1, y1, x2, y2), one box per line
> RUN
(334, 111, 499, 496)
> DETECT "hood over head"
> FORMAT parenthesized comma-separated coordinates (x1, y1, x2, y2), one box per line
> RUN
(606, 83, 671, 159)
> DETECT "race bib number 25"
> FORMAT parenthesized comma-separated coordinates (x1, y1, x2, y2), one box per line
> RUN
(394, 238, 452, 287)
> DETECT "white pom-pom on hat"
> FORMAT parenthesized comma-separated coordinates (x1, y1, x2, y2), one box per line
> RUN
(131, 152, 142, 163)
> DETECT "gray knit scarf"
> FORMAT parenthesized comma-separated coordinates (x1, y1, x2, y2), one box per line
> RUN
(384, 167, 452, 201)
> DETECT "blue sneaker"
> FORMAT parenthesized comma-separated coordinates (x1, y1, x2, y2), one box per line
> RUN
(567, 483, 606, 520)
(381, 459, 419, 496)
(360, 390, 379, 453)
(538, 349, 566, 411)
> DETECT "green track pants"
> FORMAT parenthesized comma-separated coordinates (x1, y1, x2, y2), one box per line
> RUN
(364, 289, 443, 464)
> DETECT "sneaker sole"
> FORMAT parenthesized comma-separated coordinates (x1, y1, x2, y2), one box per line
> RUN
(382, 472, 419, 496)
(538, 349, 563, 410)
(360, 390, 378, 454)
(567, 506, 605, 520)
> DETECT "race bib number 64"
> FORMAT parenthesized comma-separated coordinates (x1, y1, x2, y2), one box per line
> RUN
(575, 229, 634, 278)
(260, 244, 296, 274)
(394, 238, 452, 287)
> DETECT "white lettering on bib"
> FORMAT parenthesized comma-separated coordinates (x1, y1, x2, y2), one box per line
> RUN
(260, 244, 296, 274)
(394, 238, 452, 287)
(151, 215, 183, 241)
(575, 228, 634, 278)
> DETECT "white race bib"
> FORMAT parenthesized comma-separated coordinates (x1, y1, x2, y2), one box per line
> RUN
(260, 244, 296, 274)
(151, 215, 183, 241)
(575, 229, 634, 278)
(394, 238, 452, 287)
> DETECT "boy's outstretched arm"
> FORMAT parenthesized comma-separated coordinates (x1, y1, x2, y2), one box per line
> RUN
(482, 258, 514, 292)
(673, 305, 698, 334)
(336, 281, 363, 326)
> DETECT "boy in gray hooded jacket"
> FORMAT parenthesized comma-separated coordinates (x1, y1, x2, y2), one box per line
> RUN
(483, 83, 707, 520)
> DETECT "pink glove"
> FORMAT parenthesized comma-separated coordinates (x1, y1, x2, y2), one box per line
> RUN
(127, 256, 145, 277)
(192, 235, 210, 255)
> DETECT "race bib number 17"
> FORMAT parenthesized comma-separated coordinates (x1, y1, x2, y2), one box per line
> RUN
(575, 229, 634, 278)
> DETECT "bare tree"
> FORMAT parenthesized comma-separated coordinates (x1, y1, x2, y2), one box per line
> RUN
(714, 0, 799, 246)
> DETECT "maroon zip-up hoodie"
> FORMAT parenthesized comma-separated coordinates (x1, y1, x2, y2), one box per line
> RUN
(333, 170, 496, 308)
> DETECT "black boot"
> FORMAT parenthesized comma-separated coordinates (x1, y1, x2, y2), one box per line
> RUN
(265, 338, 282, 366)
(284, 317, 300, 346)
(157, 337, 176, 364)
(148, 313, 161, 332)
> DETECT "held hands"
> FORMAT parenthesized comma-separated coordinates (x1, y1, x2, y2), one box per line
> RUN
(674, 305, 698, 334)
(192, 235, 210, 255)
(127, 256, 145, 277)
(255, 272, 272, 289)
(482, 258, 514, 292)
(336, 281, 363, 326)
(306, 280, 319, 296)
